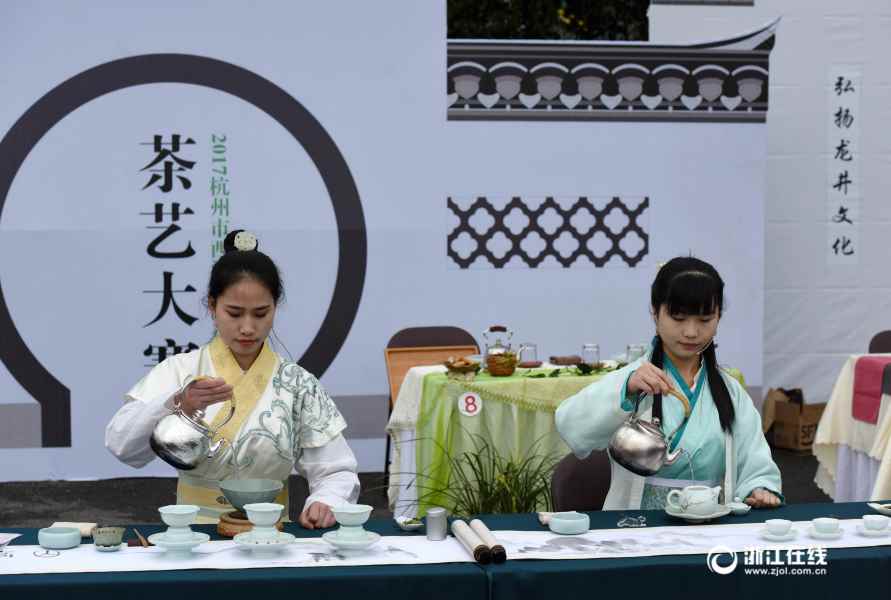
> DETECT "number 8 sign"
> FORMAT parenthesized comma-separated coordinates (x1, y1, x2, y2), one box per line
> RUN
(458, 392, 482, 417)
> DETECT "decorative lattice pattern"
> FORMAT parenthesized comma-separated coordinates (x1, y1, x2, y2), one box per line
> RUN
(447, 196, 649, 269)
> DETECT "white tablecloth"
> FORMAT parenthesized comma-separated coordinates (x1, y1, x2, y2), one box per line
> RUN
(387, 365, 447, 518)
(814, 354, 891, 501)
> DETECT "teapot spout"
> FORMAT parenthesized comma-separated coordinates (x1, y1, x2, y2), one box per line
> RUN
(208, 438, 228, 458)
(664, 446, 684, 465)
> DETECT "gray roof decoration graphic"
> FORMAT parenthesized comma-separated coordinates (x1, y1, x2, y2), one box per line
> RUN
(447, 18, 777, 122)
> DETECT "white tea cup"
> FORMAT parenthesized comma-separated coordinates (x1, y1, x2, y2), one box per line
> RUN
(812, 517, 839, 534)
(863, 515, 890, 531)
(765, 519, 792, 536)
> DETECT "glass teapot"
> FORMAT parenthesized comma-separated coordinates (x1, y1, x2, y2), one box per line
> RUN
(482, 325, 513, 362)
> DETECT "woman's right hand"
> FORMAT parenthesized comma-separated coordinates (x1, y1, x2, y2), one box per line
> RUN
(176, 377, 233, 416)
(627, 361, 675, 396)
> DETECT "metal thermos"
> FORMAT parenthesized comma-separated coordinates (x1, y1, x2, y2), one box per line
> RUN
(425, 507, 448, 541)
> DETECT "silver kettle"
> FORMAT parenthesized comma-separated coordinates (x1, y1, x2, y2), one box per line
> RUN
(608, 387, 692, 477)
(150, 380, 235, 470)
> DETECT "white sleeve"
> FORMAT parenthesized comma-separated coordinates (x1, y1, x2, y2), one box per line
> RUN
(295, 434, 360, 511)
(104, 357, 191, 468)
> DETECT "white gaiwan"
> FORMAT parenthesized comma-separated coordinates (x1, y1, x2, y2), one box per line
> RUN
(243, 503, 283, 539)
(148, 504, 209, 556)
(234, 502, 295, 555)
(324, 503, 379, 551)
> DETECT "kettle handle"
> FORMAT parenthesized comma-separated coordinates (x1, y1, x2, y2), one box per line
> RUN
(628, 385, 690, 418)
(665, 387, 692, 418)
(175, 375, 237, 436)
(629, 387, 691, 442)
(207, 397, 237, 438)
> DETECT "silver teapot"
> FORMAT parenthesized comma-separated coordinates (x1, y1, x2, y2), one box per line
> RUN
(150, 379, 235, 470)
(608, 389, 691, 477)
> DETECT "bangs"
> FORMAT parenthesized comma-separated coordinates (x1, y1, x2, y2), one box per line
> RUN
(663, 271, 722, 316)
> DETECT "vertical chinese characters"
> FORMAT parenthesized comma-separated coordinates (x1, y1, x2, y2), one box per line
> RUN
(139, 135, 200, 366)
(211, 134, 230, 258)
(826, 69, 861, 265)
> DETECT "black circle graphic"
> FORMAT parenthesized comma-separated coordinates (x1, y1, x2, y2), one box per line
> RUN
(0, 54, 367, 446)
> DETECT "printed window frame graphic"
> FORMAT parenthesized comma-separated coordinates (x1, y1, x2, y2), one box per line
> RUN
(447, 196, 649, 269)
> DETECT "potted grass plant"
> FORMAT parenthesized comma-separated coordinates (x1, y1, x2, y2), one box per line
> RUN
(411, 431, 562, 517)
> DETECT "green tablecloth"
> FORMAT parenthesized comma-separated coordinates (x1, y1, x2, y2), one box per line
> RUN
(413, 367, 747, 515)
(414, 369, 604, 514)
(3, 501, 889, 600)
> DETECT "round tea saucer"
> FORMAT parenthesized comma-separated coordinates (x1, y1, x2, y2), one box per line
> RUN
(147, 531, 210, 553)
(322, 530, 380, 552)
(233, 530, 296, 549)
(759, 528, 797, 542)
(94, 543, 123, 552)
(808, 526, 842, 540)
(665, 504, 731, 524)
(857, 524, 891, 538)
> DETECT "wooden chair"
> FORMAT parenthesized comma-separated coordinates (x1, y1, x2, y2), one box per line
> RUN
(384, 326, 478, 473)
(869, 331, 891, 353)
(550, 450, 612, 512)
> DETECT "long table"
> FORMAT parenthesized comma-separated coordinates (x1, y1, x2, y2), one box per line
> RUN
(3, 501, 890, 599)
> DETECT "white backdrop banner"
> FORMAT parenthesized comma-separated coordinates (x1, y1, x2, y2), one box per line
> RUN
(0, 1, 773, 480)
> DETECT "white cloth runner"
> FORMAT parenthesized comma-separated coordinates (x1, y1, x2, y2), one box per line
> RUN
(0, 535, 473, 575)
(3, 520, 891, 575)
(496, 519, 891, 560)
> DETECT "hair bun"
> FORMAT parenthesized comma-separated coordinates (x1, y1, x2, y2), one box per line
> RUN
(223, 229, 259, 253)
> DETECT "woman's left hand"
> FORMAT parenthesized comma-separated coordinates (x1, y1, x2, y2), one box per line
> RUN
(745, 488, 782, 508)
(299, 501, 336, 529)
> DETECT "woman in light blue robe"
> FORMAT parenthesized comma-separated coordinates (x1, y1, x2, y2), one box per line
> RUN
(555, 257, 782, 510)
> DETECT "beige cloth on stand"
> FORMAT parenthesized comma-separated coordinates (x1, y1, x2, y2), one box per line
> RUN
(813, 354, 891, 500)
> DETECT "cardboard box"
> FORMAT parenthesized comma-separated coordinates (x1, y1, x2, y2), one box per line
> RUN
(761, 388, 826, 452)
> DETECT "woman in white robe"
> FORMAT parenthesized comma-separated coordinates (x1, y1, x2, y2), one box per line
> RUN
(555, 256, 782, 511)
(106, 230, 359, 527)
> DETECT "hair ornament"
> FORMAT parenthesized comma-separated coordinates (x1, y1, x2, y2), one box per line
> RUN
(233, 230, 258, 252)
